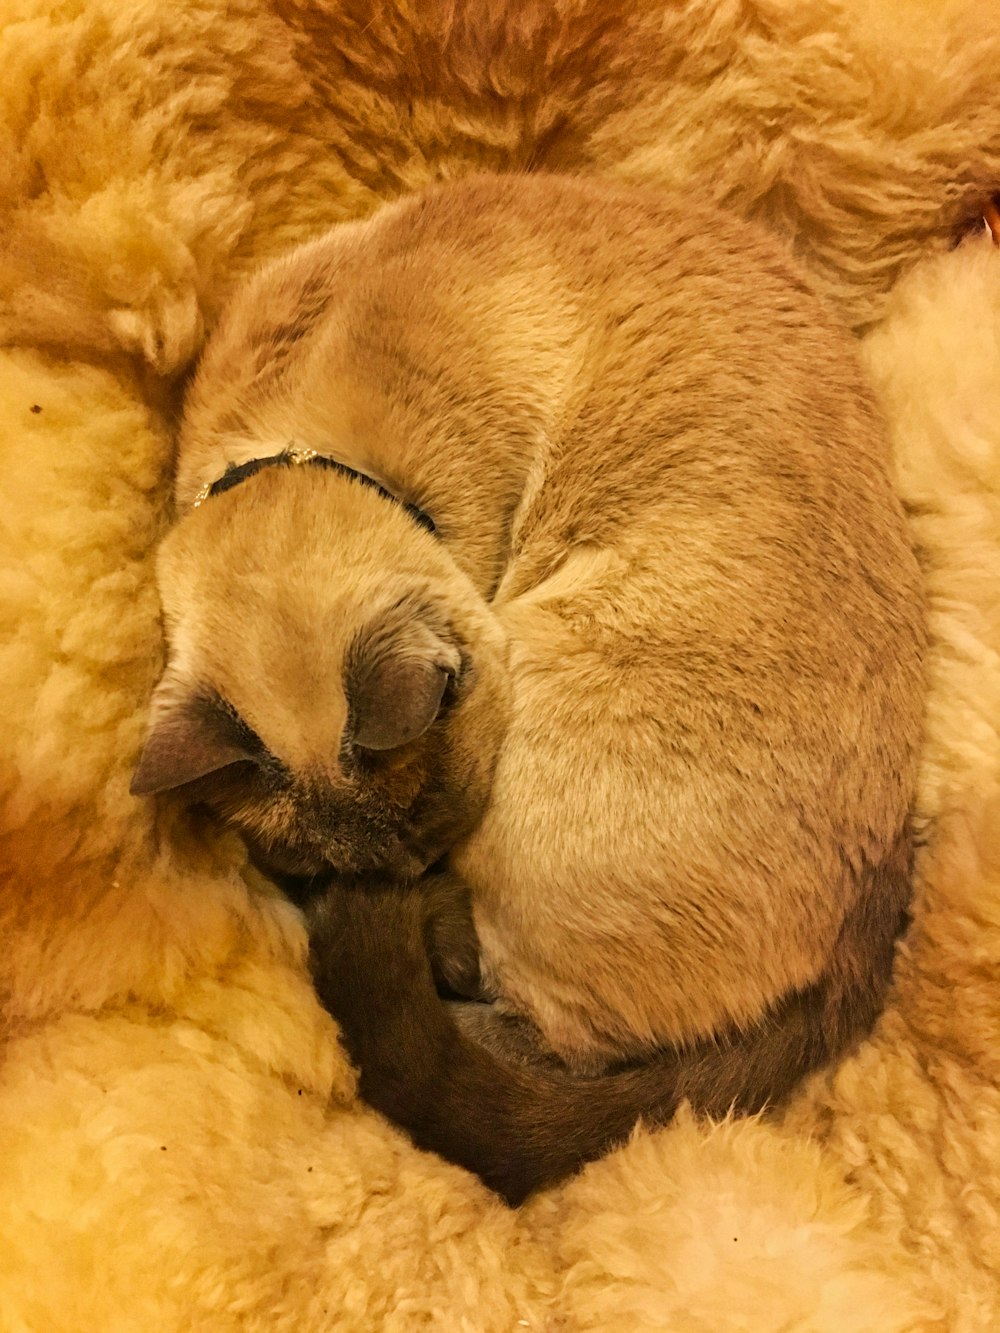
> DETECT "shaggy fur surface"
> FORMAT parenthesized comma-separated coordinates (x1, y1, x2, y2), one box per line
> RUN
(1, 0, 999, 1327)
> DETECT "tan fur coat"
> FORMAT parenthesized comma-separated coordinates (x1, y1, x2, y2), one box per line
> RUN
(2, 1, 1000, 1327)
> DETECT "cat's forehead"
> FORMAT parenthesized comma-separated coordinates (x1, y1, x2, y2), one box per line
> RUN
(169, 575, 355, 773)
(158, 475, 449, 773)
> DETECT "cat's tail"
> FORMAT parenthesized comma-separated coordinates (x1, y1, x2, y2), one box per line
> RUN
(307, 845, 909, 1207)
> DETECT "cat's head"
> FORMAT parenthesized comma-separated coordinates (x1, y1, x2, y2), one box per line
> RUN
(132, 465, 510, 881)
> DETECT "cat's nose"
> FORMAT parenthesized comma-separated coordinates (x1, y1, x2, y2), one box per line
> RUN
(394, 847, 430, 881)
(348, 835, 427, 882)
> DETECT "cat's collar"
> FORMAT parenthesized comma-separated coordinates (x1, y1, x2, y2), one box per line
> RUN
(190, 446, 436, 535)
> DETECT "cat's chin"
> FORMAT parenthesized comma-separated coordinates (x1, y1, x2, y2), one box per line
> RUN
(257, 866, 333, 910)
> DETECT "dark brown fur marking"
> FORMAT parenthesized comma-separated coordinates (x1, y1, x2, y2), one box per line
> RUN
(307, 830, 911, 1206)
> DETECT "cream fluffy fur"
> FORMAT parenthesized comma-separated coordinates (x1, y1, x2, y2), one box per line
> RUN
(1, 0, 999, 1327)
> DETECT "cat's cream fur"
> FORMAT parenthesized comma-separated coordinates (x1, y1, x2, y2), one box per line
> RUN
(135, 174, 924, 1192)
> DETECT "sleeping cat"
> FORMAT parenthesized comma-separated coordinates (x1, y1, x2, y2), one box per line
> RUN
(132, 173, 925, 1205)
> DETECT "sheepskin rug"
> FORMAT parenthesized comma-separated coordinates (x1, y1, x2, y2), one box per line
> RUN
(2, 1, 999, 1327)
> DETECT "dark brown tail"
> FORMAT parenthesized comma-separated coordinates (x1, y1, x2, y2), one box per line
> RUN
(306, 842, 910, 1207)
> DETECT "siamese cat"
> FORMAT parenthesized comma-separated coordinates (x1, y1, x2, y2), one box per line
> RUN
(132, 173, 925, 1206)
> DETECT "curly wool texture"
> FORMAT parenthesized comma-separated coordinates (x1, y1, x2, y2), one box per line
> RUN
(0, 1, 998, 1327)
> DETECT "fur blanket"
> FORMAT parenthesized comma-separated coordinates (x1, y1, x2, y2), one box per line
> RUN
(2, 1, 999, 1327)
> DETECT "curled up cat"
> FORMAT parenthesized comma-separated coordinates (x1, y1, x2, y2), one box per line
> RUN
(132, 173, 925, 1206)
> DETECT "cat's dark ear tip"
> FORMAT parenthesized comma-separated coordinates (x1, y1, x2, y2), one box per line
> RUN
(128, 748, 159, 797)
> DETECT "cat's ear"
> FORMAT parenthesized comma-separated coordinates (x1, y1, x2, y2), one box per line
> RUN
(130, 689, 258, 795)
(348, 614, 462, 753)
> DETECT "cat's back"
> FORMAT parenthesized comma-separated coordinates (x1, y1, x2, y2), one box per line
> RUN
(330, 172, 899, 510)
(403, 178, 916, 620)
(184, 171, 883, 527)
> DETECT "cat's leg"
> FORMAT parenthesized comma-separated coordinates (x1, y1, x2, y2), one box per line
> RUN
(423, 869, 493, 1001)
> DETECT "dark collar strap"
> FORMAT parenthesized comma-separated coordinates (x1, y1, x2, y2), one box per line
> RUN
(191, 446, 436, 535)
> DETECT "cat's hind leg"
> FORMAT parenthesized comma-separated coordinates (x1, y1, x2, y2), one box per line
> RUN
(450, 1002, 578, 1074)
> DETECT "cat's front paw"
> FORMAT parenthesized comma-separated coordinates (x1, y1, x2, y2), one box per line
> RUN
(423, 871, 489, 1001)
